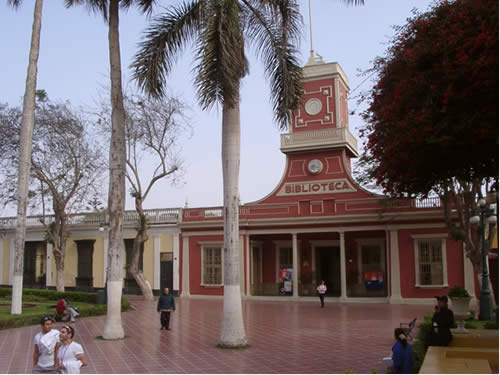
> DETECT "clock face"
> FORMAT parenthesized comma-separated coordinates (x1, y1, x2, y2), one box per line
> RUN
(308, 159, 323, 174)
(305, 98, 322, 116)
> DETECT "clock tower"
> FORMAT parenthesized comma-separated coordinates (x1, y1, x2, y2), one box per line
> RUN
(280, 56, 358, 176)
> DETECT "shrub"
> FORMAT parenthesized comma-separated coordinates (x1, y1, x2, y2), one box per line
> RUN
(413, 318, 432, 373)
(448, 285, 470, 298)
(0, 288, 130, 330)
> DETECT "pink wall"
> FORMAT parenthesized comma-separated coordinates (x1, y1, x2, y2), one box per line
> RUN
(398, 228, 464, 298)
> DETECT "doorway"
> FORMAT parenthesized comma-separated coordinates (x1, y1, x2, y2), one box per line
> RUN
(315, 246, 340, 296)
(160, 252, 174, 293)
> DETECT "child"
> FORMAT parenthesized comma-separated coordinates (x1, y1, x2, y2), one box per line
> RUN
(392, 328, 413, 374)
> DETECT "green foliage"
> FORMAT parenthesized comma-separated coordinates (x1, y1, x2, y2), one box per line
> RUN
(448, 285, 470, 298)
(413, 318, 432, 373)
(0, 288, 130, 330)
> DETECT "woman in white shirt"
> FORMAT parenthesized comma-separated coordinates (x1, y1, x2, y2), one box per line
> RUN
(55, 325, 87, 374)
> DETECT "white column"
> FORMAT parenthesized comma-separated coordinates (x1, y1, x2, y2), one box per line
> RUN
(463, 245, 475, 297)
(239, 235, 245, 294)
(292, 233, 298, 297)
(245, 235, 250, 296)
(389, 229, 403, 303)
(153, 235, 160, 290)
(0, 240, 3, 285)
(173, 232, 180, 293)
(181, 236, 190, 297)
(9, 238, 15, 285)
(339, 232, 347, 300)
(334, 78, 341, 127)
(103, 236, 108, 282)
(46, 243, 52, 287)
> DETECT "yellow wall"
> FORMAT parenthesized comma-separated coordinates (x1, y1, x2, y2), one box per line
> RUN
(2, 239, 10, 285)
(161, 234, 173, 253)
(35, 243, 46, 280)
(64, 240, 78, 287)
(93, 237, 105, 288)
(143, 237, 154, 286)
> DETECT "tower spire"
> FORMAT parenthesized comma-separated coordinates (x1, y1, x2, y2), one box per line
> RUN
(306, 0, 325, 66)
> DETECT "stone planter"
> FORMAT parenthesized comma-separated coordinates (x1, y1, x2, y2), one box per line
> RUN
(450, 296, 472, 333)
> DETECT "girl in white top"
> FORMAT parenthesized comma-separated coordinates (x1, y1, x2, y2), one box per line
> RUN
(317, 280, 327, 308)
(55, 325, 87, 374)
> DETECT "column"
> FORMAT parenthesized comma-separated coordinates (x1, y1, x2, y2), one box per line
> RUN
(153, 235, 160, 290)
(245, 235, 250, 296)
(292, 233, 298, 297)
(239, 235, 245, 295)
(0, 240, 3, 285)
(181, 236, 190, 297)
(103, 236, 108, 282)
(463, 244, 475, 297)
(173, 232, 180, 293)
(9, 238, 15, 285)
(389, 229, 403, 303)
(46, 243, 52, 287)
(339, 232, 347, 300)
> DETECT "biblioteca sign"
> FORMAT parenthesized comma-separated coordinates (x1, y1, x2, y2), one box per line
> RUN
(277, 179, 356, 196)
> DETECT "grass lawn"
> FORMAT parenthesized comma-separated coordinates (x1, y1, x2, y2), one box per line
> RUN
(0, 298, 106, 330)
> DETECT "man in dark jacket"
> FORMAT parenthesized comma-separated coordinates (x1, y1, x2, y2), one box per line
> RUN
(157, 288, 176, 330)
(430, 295, 455, 346)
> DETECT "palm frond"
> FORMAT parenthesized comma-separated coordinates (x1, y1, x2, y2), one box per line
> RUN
(65, 0, 108, 21)
(242, 0, 303, 129)
(120, 0, 157, 16)
(194, 0, 248, 109)
(131, 0, 204, 98)
(7, 0, 23, 9)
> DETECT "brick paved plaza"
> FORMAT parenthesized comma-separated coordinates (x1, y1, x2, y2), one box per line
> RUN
(0, 297, 431, 373)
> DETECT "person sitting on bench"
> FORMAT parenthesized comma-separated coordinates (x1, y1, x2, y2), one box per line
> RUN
(56, 297, 80, 322)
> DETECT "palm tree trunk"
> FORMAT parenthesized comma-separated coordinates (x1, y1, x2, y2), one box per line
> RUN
(219, 100, 247, 347)
(103, 0, 126, 340)
(11, 0, 44, 315)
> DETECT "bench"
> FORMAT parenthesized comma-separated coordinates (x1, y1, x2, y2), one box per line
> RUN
(419, 346, 497, 374)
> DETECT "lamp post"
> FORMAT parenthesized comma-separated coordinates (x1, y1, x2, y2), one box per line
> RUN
(469, 198, 497, 321)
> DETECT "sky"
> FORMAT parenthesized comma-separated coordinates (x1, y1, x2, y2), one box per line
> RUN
(0, 0, 435, 216)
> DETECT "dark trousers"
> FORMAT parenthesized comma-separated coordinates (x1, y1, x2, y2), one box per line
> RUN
(160, 311, 171, 328)
(319, 294, 325, 307)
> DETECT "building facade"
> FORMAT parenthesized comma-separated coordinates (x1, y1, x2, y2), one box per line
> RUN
(0, 59, 479, 304)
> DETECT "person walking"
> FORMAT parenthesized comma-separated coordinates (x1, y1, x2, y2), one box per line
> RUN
(33, 316, 60, 374)
(392, 328, 414, 374)
(157, 287, 176, 330)
(430, 295, 455, 346)
(55, 325, 87, 374)
(317, 280, 327, 308)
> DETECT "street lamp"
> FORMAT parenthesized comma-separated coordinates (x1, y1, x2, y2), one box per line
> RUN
(469, 198, 497, 321)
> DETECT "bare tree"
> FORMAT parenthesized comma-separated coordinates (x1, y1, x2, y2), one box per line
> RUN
(97, 92, 189, 300)
(0, 92, 106, 292)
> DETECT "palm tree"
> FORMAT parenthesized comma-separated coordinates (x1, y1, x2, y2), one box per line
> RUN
(65, 0, 157, 339)
(7, 0, 44, 315)
(132, 0, 308, 347)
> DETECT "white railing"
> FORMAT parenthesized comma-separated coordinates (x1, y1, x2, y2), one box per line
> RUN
(411, 197, 441, 208)
(0, 208, 181, 229)
(280, 127, 358, 152)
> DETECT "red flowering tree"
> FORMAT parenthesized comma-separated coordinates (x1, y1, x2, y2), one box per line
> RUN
(359, 0, 498, 305)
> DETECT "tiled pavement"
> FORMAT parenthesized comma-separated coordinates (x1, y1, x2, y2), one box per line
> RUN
(0, 297, 432, 374)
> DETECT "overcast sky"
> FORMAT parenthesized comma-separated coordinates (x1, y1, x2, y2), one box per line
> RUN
(0, 0, 434, 216)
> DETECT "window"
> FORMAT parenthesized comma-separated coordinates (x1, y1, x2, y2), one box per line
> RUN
(202, 246, 223, 285)
(280, 247, 293, 268)
(414, 237, 447, 287)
